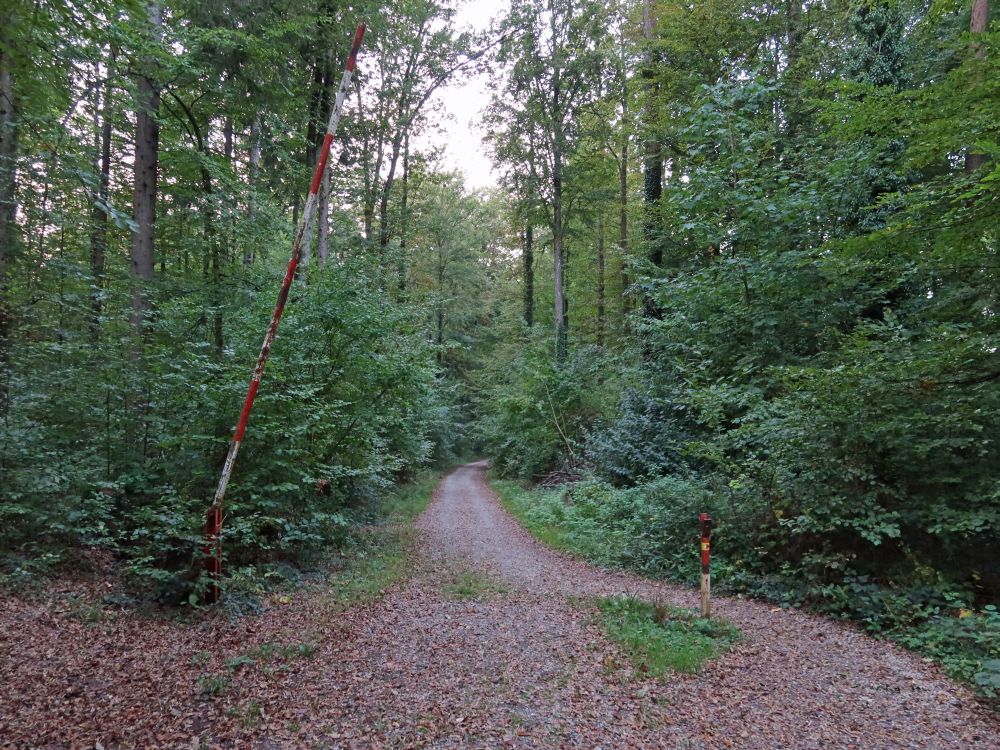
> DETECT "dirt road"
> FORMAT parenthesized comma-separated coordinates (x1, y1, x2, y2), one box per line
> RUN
(2, 462, 998, 748)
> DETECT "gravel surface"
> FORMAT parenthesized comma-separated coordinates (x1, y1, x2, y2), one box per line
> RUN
(413, 461, 1000, 749)
(2, 461, 998, 749)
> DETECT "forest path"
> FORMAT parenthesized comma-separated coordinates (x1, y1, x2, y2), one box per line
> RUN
(402, 461, 1000, 749)
(3, 463, 999, 749)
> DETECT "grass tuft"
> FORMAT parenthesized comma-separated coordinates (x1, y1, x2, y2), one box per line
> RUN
(322, 470, 440, 612)
(441, 569, 508, 599)
(597, 595, 740, 676)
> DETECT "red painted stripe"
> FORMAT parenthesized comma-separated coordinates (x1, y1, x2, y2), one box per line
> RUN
(233, 379, 261, 441)
(309, 134, 334, 194)
(346, 24, 366, 72)
(208, 22, 366, 600)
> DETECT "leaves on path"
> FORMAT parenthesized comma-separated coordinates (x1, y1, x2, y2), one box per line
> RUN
(3, 463, 999, 748)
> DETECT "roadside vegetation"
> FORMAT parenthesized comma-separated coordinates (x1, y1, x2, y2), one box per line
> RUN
(597, 596, 741, 677)
(495, 478, 1000, 700)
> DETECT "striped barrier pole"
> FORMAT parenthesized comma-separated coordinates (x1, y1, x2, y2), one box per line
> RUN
(203, 24, 366, 603)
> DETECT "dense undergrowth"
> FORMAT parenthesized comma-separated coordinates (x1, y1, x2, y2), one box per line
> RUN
(495, 477, 1000, 700)
(2, 465, 441, 621)
(0, 250, 456, 602)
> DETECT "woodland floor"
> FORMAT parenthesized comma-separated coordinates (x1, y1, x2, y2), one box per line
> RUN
(2, 461, 999, 749)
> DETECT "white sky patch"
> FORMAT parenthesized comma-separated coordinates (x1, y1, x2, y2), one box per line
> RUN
(416, 0, 509, 190)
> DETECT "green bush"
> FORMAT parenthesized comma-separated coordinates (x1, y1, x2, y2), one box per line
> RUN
(476, 338, 616, 479)
(0, 257, 447, 600)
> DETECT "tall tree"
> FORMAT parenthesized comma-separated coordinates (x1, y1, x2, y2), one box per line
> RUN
(129, 1, 162, 339)
(640, 0, 662, 272)
(88, 46, 115, 337)
(354, 1, 476, 251)
(0, 15, 18, 394)
(965, 0, 989, 173)
(489, 0, 608, 359)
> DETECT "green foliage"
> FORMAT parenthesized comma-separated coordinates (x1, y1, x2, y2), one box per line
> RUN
(227, 640, 319, 671)
(894, 606, 1000, 697)
(319, 470, 440, 612)
(495, 475, 729, 580)
(597, 596, 740, 676)
(196, 673, 230, 698)
(477, 337, 617, 478)
(584, 390, 695, 487)
(1, 256, 445, 599)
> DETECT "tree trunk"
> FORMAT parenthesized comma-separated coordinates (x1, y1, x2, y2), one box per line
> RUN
(89, 49, 114, 339)
(642, 0, 662, 269)
(221, 115, 233, 266)
(523, 224, 534, 327)
(965, 0, 989, 173)
(357, 77, 376, 244)
(436, 243, 444, 366)
(397, 133, 410, 292)
(0, 28, 19, 406)
(378, 132, 406, 250)
(551, 0, 567, 361)
(317, 54, 335, 268)
(554, 171, 566, 359)
(618, 92, 629, 321)
(299, 59, 325, 278)
(597, 218, 605, 347)
(783, 0, 805, 141)
(130, 2, 161, 341)
(203, 126, 222, 359)
(245, 116, 261, 264)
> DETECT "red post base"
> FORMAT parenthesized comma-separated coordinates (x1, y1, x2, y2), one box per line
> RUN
(203, 505, 221, 603)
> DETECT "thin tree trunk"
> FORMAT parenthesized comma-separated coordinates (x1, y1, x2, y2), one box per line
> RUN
(618, 93, 629, 320)
(397, 133, 410, 291)
(299, 59, 325, 278)
(206, 127, 222, 359)
(965, 0, 989, 173)
(597, 218, 605, 347)
(523, 224, 534, 327)
(130, 1, 161, 342)
(221, 115, 233, 266)
(317, 53, 335, 268)
(554, 170, 566, 358)
(357, 77, 376, 243)
(0, 29, 19, 407)
(378, 132, 406, 249)
(436, 244, 444, 366)
(245, 115, 261, 264)
(783, 0, 804, 141)
(89, 49, 114, 339)
(551, 0, 567, 361)
(642, 0, 662, 270)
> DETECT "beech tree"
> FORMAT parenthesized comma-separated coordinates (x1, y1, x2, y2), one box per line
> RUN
(129, 1, 162, 338)
(488, 0, 609, 359)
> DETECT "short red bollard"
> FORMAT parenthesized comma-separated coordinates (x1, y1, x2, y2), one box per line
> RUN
(699, 512, 713, 618)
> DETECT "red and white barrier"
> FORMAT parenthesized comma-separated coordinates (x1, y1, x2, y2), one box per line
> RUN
(204, 24, 366, 603)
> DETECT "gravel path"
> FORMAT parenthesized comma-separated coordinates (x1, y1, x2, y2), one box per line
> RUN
(2, 461, 998, 748)
(410, 461, 1000, 749)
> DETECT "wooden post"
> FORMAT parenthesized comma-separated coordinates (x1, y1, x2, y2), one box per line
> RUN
(699, 512, 713, 618)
